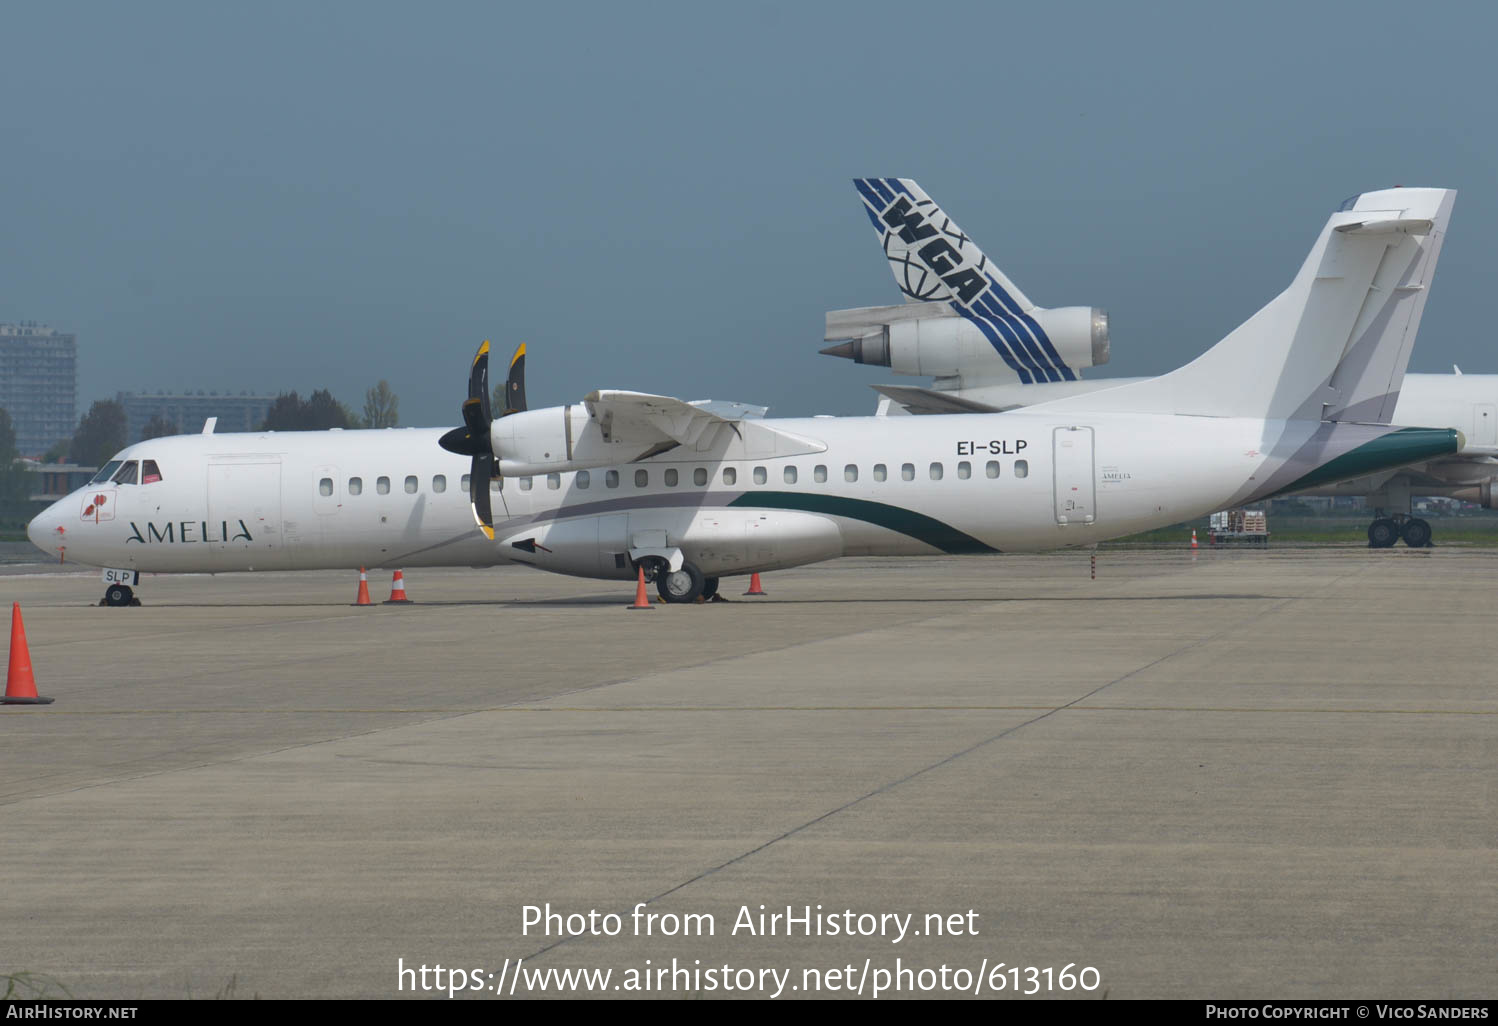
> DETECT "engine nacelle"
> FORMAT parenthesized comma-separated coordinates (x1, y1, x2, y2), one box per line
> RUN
(1452, 480, 1498, 509)
(491, 405, 656, 476)
(823, 303, 1108, 379)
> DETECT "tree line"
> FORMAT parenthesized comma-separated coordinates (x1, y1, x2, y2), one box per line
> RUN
(33, 381, 403, 470)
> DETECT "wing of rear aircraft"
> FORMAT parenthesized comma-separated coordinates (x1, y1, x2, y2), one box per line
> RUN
(869, 385, 1007, 415)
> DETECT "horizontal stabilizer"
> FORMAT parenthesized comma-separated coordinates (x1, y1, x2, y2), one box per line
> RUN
(826, 302, 956, 341)
(1334, 218, 1433, 236)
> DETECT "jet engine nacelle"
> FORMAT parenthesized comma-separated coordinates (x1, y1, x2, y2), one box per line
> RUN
(492, 405, 655, 476)
(823, 303, 1108, 379)
(1452, 480, 1498, 509)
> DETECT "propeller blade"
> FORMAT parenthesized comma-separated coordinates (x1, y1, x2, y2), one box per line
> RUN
(469, 339, 492, 422)
(444, 340, 501, 540)
(471, 452, 495, 540)
(504, 343, 527, 416)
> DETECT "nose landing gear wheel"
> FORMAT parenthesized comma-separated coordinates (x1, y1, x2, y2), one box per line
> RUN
(656, 562, 706, 604)
(102, 584, 135, 607)
(1367, 518, 1399, 548)
(1400, 517, 1432, 548)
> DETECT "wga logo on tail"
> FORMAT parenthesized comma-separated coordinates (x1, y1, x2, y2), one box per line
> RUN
(881, 196, 990, 305)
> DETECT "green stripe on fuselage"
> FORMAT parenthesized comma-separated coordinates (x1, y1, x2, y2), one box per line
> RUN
(1273, 427, 1462, 496)
(728, 492, 998, 554)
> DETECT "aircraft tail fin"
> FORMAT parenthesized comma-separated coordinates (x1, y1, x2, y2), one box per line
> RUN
(853, 178, 1078, 383)
(1034, 187, 1455, 421)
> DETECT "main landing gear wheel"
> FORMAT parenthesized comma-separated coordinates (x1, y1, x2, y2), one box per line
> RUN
(657, 562, 706, 604)
(102, 584, 137, 607)
(1367, 518, 1399, 549)
(701, 576, 721, 601)
(1401, 517, 1432, 548)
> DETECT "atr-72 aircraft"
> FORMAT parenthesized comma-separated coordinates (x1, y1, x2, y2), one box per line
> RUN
(28, 186, 1463, 606)
(822, 177, 1489, 547)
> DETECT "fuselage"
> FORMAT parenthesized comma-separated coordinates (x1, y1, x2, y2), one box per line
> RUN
(26, 411, 1457, 581)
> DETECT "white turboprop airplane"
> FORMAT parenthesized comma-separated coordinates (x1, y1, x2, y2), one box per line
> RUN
(28, 187, 1463, 607)
(824, 177, 1491, 548)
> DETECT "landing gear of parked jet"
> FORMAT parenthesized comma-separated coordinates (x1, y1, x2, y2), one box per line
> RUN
(1400, 517, 1432, 548)
(101, 584, 141, 607)
(1367, 513, 1433, 548)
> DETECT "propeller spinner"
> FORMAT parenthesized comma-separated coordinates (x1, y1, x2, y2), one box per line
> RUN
(439, 341, 528, 540)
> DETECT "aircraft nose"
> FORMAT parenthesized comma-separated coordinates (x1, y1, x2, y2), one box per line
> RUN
(27, 503, 63, 560)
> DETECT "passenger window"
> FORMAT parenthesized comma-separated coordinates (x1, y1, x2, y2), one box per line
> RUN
(577, 470, 590, 489)
(753, 466, 767, 485)
(141, 460, 163, 484)
(377, 476, 390, 495)
(519, 477, 533, 491)
(929, 462, 943, 480)
(957, 461, 971, 480)
(634, 469, 648, 487)
(461, 474, 471, 491)
(814, 465, 827, 483)
(844, 464, 858, 482)
(723, 467, 737, 485)
(405, 475, 418, 494)
(606, 470, 619, 488)
(546, 473, 560, 489)
(112, 461, 139, 485)
(349, 477, 363, 495)
(873, 463, 887, 482)
(901, 463, 914, 481)
(318, 477, 333, 497)
(784, 466, 797, 484)
(986, 461, 1000, 479)
(664, 468, 678, 487)
(433, 474, 446, 493)
(1015, 459, 1029, 478)
(693, 467, 708, 486)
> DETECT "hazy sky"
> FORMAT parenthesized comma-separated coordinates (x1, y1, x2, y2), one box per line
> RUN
(5, 1, 1496, 427)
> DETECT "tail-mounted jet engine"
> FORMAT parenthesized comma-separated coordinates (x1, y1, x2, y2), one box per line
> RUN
(820, 301, 1109, 380)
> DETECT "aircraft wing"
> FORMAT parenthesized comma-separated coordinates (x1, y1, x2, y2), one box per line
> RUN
(582, 390, 764, 450)
(871, 385, 1008, 415)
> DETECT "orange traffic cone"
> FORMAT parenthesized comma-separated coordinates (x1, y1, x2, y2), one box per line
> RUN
(353, 568, 372, 606)
(742, 572, 767, 596)
(384, 570, 412, 604)
(3, 604, 53, 705)
(627, 566, 654, 610)
(1191, 529, 1199, 550)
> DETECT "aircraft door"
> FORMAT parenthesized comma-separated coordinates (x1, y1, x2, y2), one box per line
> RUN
(1475, 403, 1497, 447)
(597, 513, 628, 575)
(207, 460, 283, 562)
(1053, 426, 1096, 525)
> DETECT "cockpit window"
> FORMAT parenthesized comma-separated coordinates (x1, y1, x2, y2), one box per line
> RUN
(90, 461, 123, 485)
(141, 460, 162, 484)
(112, 460, 139, 485)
